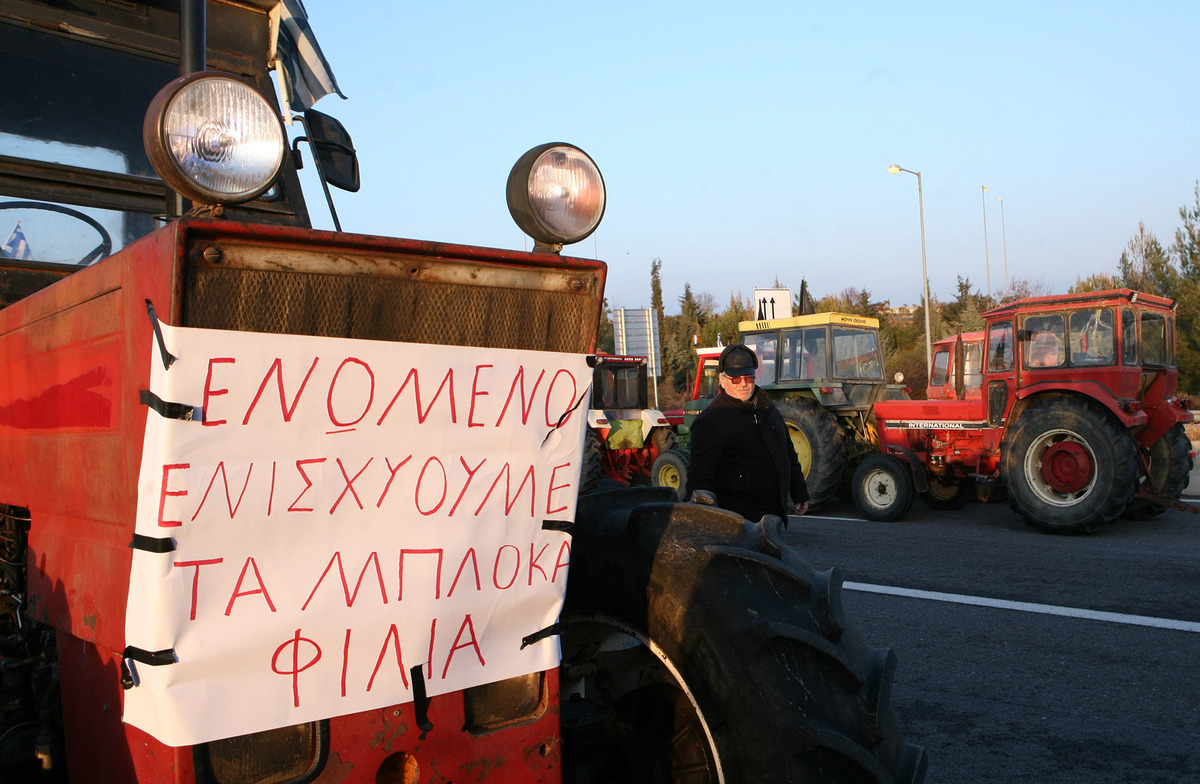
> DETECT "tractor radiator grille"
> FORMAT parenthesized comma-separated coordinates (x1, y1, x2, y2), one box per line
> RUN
(180, 240, 600, 354)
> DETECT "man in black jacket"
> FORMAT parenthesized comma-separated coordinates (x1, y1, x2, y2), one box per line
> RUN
(685, 344, 810, 522)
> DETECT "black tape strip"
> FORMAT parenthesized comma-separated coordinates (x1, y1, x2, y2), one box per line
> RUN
(140, 389, 199, 422)
(144, 300, 177, 370)
(129, 534, 176, 553)
(410, 665, 434, 739)
(553, 388, 589, 431)
(521, 623, 561, 649)
(541, 386, 590, 449)
(122, 646, 177, 667)
(541, 519, 574, 534)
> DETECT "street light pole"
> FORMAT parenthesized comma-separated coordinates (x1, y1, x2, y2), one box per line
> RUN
(889, 164, 933, 375)
(982, 185, 991, 298)
(998, 195, 1009, 293)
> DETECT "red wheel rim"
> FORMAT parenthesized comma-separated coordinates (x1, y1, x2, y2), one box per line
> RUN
(1041, 440, 1092, 492)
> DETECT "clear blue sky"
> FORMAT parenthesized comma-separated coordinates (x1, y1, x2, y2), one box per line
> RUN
(298, 1, 1200, 314)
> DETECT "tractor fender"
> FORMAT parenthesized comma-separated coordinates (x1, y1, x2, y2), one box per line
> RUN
(1014, 383, 1147, 430)
(640, 409, 673, 440)
(876, 444, 930, 494)
(1141, 396, 1195, 447)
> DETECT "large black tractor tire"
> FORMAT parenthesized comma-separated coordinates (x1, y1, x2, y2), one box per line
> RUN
(561, 486, 927, 784)
(852, 453, 916, 522)
(1003, 397, 1139, 534)
(1124, 423, 1193, 518)
(580, 430, 604, 495)
(919, 475, 975, 511)
(650, 447, 690, 501)
(775, 398, 846, 509)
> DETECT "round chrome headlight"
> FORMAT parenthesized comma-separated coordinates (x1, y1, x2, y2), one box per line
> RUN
(506, 143, 605, 248)
(144, 72, 286, 205)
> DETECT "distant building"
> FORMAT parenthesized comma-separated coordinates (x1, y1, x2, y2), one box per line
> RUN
(885, 305, 919, 325)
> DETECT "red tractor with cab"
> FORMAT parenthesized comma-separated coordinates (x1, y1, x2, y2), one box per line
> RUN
(925, 332, 984, 401)
(854, 289, 1194, 533)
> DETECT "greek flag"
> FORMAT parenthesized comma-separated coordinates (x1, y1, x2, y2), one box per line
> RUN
(2, 222, 32, 261)
(272, 0, 346, 113)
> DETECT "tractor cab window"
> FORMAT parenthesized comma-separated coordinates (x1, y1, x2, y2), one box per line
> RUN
(962, 342, 983, 390)
(779, 328, 828, 381)
(0, 21, 172, 260)
(594, 363, 643, 409)
(1069, 308, 1115, 366)
(1142, 312, 1168, 367)
(613, 366, 642, 408)
(930, 348, 950, 387)
(1169, 315, 1177, 367)
(699, 358, 720, 399)
(0, 23, 168, 178)
(744, 334, 778, 385)
(987, 322, 1014, 372)
(594, 367, 615, 408)
(1121, 308, 1138, 365)
(1022, 315, 1064, 368)
(831, 327, 883, 380)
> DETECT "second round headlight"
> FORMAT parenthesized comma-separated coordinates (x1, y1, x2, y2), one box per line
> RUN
(507, 143, 605, 247)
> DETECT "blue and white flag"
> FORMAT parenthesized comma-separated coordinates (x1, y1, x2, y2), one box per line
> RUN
(272, 0, 346, 113)
(2, 222, 32, 261)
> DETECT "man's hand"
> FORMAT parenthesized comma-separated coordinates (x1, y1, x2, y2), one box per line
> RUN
(795, 501, 810, 517)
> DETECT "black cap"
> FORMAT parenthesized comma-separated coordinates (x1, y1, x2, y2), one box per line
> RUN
(719, 344, 758, 376)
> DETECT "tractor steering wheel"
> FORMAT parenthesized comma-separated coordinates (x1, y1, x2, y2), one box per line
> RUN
(0, 200, 114, 265)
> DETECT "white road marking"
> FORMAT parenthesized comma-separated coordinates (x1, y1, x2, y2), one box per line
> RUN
(845, 581, 1200, 634)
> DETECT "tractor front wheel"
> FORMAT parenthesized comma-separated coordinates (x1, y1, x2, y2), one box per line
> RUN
(852, 453, 915, 522)
(650, 448, 690, 501)
(920, 475, 975, 510)
(1003, 397, 1138, 534)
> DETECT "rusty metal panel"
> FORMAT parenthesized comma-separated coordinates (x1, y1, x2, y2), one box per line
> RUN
(181, 235, 603, 354)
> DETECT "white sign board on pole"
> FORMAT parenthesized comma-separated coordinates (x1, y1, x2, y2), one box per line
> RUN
(752, 288, 792, 320)
(613, 308, 660, 370)
(123, 321, 589, 747)
(613, 307, 661, 407)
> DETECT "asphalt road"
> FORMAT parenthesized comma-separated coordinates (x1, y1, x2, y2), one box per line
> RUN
(783, 493, 1200, 784)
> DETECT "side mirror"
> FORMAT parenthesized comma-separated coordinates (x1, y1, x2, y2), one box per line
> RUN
(303, 109, 360, 193)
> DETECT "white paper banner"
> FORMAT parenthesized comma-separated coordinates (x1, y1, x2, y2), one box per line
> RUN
(123, 321, 589, 746)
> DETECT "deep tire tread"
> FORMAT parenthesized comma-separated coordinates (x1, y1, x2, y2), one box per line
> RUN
(567, 488, 926, 784)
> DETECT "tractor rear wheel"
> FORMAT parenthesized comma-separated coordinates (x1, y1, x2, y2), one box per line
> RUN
(650, 448, 689, 501)
(852, 453, 915, 522)
(1003, 397, 1138, 534)
(919, 475, 975, 510)
(774, 398, 845, 508)
(561, 487, 927, 784)
(1124, 423, 1193, 518)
